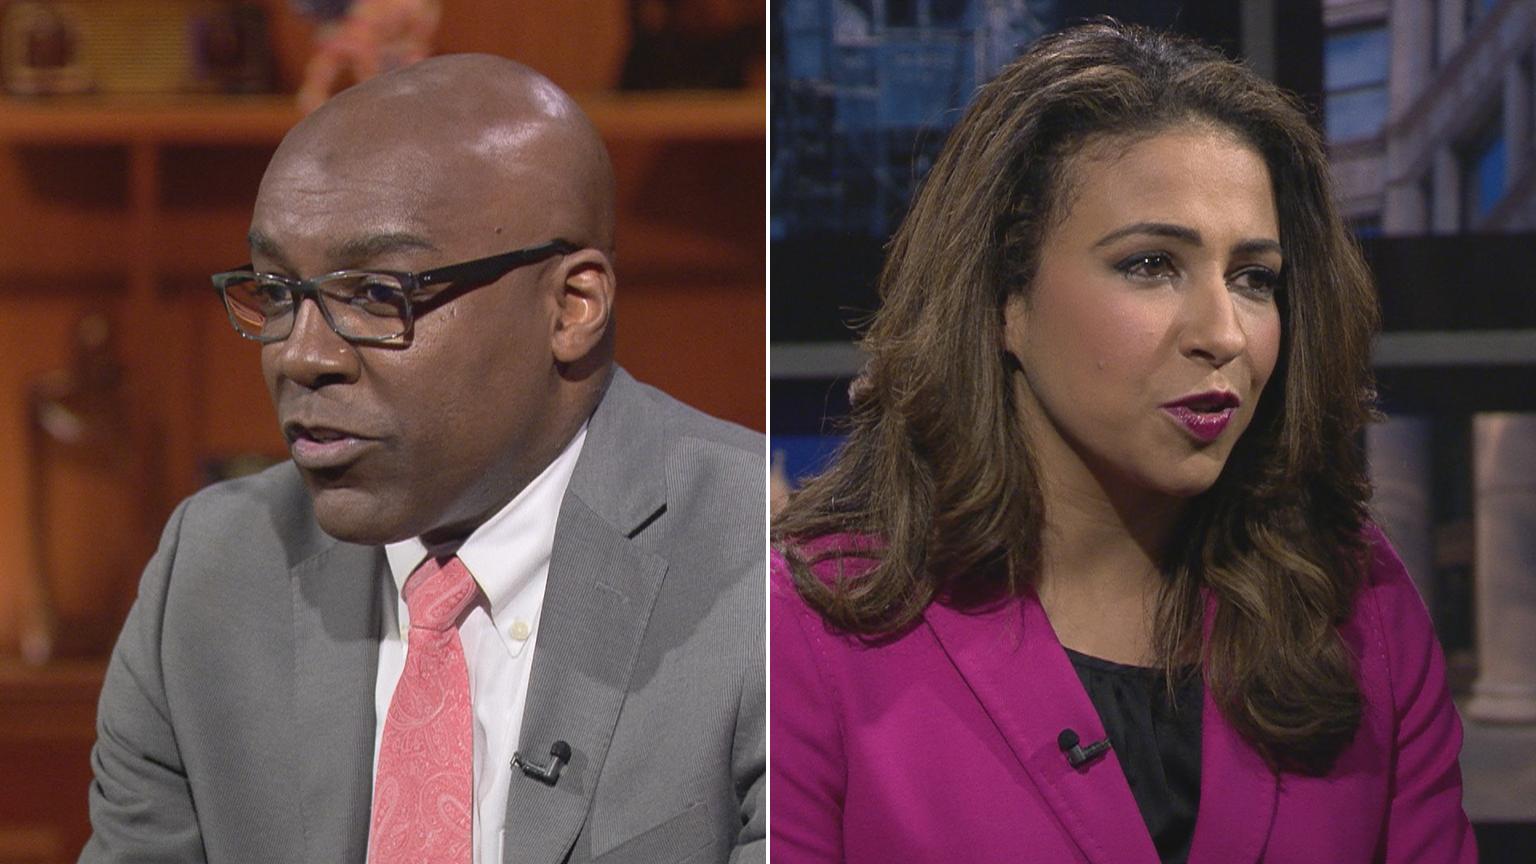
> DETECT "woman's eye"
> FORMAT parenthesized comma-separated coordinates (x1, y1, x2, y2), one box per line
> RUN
(1230, 266, 1280, 297)
(1117, 253, 1177, 281)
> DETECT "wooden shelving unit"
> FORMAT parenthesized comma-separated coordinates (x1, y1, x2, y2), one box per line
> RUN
(0, 84, 763, 860)
(0, 84, 764, 649)
(0, 0, 766, 853)
(0, 89, 763, 144)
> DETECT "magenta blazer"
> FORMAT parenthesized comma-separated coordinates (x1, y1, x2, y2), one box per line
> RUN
(770, 524, 1476, 863)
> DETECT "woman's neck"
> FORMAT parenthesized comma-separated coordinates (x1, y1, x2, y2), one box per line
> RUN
(1033, 469, 1186, 665)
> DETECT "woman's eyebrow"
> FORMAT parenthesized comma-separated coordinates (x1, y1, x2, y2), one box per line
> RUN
(1232, 238, 1284, 258)
(1093, 221, 1202, 248)
(1093, 221, 1283, 258)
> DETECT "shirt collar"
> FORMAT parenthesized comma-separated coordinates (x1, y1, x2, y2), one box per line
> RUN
(384, 423, 588, 626)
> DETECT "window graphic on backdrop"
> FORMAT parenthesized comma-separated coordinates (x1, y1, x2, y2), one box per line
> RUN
(772, 0, 1056, 242)
(771, 0, 1059, 487)
(1321, 0, 1535, 234)
(772, 4, 1536, 841)
(1318, 0, 1536, 725)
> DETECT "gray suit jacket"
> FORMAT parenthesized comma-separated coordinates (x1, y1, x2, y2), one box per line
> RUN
(81, 368, 765, 864)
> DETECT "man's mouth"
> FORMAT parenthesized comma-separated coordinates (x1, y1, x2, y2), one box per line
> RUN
(284, 422, 375, 470)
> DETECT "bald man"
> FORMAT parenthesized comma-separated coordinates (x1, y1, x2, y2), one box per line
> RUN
(82, 56, 764, 864)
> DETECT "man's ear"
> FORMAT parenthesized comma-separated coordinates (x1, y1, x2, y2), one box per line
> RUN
(551, 248, 614, 364)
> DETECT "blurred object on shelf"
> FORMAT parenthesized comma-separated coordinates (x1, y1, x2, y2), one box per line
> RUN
(0, 1, 88, 95)
(22, 313, 144, 663)
(620, 0, 765, 90)
(287, 0, 351, 18)
(294, 0, 439, 113)
(1, 0, 274, 96)
(191, 2, 273, 92)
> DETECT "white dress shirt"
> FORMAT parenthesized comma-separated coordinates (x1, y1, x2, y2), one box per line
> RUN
(370, 425, 587, 864)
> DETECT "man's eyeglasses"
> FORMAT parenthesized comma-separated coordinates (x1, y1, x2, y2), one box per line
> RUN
(211, 239, 579, 345)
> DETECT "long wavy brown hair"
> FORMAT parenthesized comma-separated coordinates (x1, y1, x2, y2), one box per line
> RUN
(774, 20, 1380, 775)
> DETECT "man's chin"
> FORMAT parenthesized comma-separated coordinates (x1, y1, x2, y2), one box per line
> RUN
(305, 485, 412, 546)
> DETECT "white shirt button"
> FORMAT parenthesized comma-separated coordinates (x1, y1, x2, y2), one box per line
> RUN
(509, 619, 532, 641)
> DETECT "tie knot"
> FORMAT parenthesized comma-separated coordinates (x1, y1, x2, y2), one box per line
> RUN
(403, 556, 478, 631)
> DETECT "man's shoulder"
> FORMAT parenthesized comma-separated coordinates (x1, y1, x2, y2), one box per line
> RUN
(623, 375, 762, 503)
(589, 369, 763, 503)
(584, 369, 762, 562)
(607, 369, 763, 460)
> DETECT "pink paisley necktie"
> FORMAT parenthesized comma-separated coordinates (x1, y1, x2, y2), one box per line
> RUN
(369, 556, 478, 864)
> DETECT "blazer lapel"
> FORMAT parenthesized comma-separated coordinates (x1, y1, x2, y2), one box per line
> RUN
(502, 368, 671, 864)
(925, 594, 1159, 864)
(1186, 597, 1278, 864)
(501, 498, 667, 863)
(291, 541, 383, 864)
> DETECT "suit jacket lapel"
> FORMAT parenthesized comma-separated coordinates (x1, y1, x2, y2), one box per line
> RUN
(1187, 596, 1278, 864)
(925, 594, 1159, 864)
(502, 368, 671, 864)
(291, 540, 383, 864)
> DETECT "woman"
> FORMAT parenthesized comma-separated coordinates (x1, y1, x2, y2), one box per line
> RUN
(771, 20, 1475, 864)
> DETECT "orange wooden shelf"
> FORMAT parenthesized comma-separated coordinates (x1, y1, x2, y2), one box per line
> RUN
(0, 267, 129, 292)
(0, 95, 300, 145)
(0, 90, 763, 145)
(578, 90, 764, 141)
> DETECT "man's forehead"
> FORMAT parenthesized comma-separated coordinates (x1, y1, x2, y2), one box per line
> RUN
(251, 144, 504, 246)
(465, 117, 557, 161)
(273, 82, 567, 182)
(250, 179, 462, 259)
(257, 118, 559, 215)
(262, 133, 451, 197)
(251, 54, 613, 260)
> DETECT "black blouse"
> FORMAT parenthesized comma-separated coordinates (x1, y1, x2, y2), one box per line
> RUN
(1065, 648, 1203, 864)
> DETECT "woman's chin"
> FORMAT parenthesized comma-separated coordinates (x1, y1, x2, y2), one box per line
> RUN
(1131, 458, 1228, 502)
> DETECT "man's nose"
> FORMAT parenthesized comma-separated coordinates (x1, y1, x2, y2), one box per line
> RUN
(265, 298, 361, 387)
(1178, 274, 1247, 367)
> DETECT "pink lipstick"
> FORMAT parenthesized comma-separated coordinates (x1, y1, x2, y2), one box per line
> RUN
(1161, 391, 1240, 444)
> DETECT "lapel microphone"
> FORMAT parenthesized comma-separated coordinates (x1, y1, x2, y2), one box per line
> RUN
(513, 740, 572, 785)
(1057, 728, 1111, 768)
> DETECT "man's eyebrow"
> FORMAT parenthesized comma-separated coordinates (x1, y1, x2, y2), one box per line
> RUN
(245, 231, 440, 273)
(246, 229, 293, 271)
(328, 232, 439, 264)
(1093, 221, 1282, 257)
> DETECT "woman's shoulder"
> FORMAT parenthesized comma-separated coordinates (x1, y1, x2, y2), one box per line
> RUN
(770, 534, 883, 598)
(1347, 524, 1475, 858)
(770, 534, 895, 661)
(1349, 520, 1451, 710)
(1353, 520, 1433, 633)
(769, 536, 877, 704)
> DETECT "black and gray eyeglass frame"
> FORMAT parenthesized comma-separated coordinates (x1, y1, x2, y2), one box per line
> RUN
(211, 239, 581, 345)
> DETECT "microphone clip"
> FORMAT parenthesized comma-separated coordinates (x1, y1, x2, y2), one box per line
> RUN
(513, 740, 572, 786)
(1057, 728, 1111, 769)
